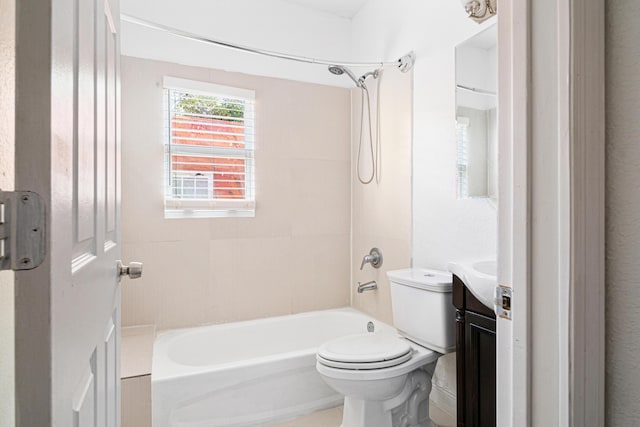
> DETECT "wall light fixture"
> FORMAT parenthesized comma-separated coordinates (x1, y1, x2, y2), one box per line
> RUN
(461, 0, 497, 23)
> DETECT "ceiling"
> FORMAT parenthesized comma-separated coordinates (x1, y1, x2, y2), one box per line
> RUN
(284, 0, 369, 19)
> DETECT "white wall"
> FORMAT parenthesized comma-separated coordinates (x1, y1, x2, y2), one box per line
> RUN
(120, 0, 354, 87)
(350, 69, 413, 325)
(606, 0, 640, 423)
(456, 42, 497, 111)
(0, 0, 15, 424)
(412, 16, 498, 268)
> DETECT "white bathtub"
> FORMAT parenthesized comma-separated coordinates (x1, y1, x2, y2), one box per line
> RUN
(152, 308, 395, 427)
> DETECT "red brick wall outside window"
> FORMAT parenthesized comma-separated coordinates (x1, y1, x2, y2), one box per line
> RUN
(170, 114, 246, 199)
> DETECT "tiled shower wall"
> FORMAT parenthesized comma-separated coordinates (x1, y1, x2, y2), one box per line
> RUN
(350, 69, 413, 324)
(120, 57, 351, 330)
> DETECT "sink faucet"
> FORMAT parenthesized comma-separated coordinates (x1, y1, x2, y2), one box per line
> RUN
(360, 248, 383, 270)
(357, 281, 378, 293)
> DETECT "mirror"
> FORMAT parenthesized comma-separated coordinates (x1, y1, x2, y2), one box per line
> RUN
(455, 24, 497, 200)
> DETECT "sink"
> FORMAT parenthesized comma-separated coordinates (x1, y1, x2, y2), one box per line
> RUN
(472, 260, 496, 276)
(448, 260, 497, 310)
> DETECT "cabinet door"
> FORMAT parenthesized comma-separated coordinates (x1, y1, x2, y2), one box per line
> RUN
(465, 312, 496, 427)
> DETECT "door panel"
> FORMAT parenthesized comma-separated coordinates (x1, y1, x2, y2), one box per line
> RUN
(72, 358, 97, 427)
(14, 0, 122, 424)
(105, 313, 119, 427)
(105, 3, 118, 244)
(76, 0, 97, 251)
(68, 0, 121, 423)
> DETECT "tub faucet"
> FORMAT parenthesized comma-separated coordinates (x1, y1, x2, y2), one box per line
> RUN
(360, 248, 383, 270)
(357, 281, 378, 293)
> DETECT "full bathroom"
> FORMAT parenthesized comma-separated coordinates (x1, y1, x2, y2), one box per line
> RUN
(116, 1, 498, 426)
(4, 0, 636, 425)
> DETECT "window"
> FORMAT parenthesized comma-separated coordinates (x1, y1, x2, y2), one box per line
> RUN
(163, 77, 255, 218)
(456, 116, 470, 198)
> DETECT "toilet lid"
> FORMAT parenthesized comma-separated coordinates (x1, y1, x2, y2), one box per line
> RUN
(317, 333, 412, 369)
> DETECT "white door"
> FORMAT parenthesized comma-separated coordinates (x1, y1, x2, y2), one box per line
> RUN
(14, 0, 126, 425)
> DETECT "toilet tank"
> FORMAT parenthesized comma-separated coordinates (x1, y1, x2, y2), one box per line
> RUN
(387, 268, 455, 354)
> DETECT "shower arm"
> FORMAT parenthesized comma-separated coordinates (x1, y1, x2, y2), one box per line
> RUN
(121, 14, 415, 72)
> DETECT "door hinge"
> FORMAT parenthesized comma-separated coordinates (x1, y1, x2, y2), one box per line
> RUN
(495, 285, 512, 320)
(0, 191, 46, 271)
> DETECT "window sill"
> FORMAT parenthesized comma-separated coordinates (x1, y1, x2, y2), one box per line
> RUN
(164, 208, 255, 219)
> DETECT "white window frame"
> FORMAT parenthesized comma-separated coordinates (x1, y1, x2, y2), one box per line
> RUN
(163, 76, 256, 218)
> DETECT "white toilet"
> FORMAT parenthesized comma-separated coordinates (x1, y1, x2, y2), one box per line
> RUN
(316, 268, 455, 427)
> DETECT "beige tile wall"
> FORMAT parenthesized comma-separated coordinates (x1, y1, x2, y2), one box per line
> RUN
(350, 70, 413, 324)
(121, 57, 351, 330)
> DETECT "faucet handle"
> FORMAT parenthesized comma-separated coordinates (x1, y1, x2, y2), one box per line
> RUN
(360, 248, 383, 270)
(360, 255, 371, 270)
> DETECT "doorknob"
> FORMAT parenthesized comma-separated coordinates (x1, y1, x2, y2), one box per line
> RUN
(117, 260, 143, 280)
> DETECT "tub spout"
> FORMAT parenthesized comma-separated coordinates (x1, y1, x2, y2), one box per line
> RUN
(357, 281, 378, 293)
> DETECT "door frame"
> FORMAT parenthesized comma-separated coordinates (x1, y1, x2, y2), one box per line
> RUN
(496, 0, 530, 424)
(562, 0, 605, 424)
(497, 0, 605, 425)
(14, 0, 55, 423)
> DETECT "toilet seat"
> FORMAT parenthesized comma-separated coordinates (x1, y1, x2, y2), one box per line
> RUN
(317, 333, 413, 370)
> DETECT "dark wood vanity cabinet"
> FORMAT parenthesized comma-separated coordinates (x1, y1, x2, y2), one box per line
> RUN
(452, 274, 496, 427)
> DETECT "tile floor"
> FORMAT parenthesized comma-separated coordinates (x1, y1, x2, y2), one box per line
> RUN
(269, 406, 343, 427)
(268, 403, 456, 427)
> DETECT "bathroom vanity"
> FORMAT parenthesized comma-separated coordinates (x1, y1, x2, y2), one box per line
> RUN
(448, 19, 498, 427)
(452, 274, 496, 427)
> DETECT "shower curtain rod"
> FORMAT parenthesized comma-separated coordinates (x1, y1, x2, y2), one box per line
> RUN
(121, 14, 415, 71)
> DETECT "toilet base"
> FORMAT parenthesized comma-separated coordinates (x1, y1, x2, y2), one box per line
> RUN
(342, 398, 392, 427)
(339, 364, 436, 427)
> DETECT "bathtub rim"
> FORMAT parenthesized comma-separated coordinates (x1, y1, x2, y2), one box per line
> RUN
(152, 307, 397, 382)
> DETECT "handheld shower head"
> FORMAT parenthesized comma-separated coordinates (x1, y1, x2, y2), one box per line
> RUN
(360, 69, 380, 82)
(328, 65, 363, 88)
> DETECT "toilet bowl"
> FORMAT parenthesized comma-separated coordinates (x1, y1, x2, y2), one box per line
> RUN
(316, 268, 455, 427)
